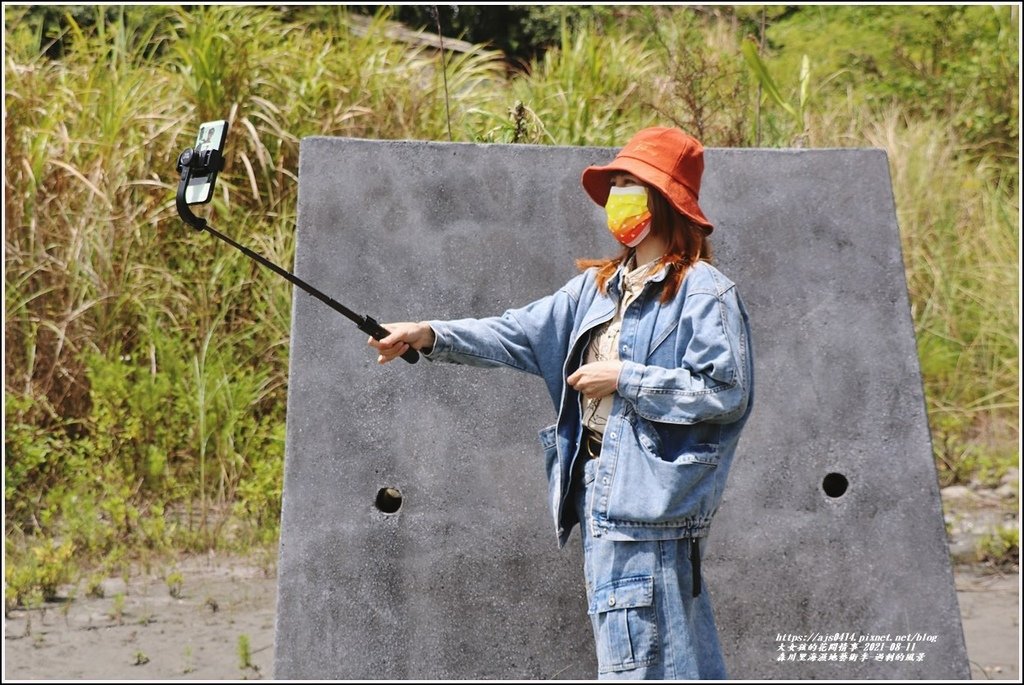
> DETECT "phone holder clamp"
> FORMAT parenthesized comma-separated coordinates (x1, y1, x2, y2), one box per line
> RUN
(171, 142, 420, 364)
(175, 146, 224, 232)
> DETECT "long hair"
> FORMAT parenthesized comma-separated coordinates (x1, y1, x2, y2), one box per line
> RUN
(576, 186, 713, 303)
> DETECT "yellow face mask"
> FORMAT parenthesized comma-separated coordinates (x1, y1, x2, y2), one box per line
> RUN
(605, 186, 652, 247)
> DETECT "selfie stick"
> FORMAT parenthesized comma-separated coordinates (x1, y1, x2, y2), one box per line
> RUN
(174, 147, 419, 364)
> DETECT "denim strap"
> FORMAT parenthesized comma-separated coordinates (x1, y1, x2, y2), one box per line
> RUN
(690, 538, 701, 597)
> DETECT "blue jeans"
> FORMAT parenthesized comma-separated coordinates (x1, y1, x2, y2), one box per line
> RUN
(574, 458, 728, 680)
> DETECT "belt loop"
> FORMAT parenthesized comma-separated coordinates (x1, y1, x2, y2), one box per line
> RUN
(690, 538, 701, 598)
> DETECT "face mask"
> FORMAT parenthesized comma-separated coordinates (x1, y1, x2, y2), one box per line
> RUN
(605, 186, 652, 247)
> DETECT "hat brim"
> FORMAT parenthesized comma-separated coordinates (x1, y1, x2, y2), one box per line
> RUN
(582, 157, 714, 234)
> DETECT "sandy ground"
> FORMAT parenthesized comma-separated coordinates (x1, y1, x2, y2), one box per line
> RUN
(956, 568, 1020, 680)
(3, 553, 277, 681)
(2, 553, 1018, 681)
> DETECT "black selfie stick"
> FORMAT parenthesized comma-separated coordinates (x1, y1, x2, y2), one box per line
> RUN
(174, 146, 419, 364)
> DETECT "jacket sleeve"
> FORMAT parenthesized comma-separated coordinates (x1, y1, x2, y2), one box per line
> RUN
(616, 288, 752, 425)
(423, 272, 586, 379)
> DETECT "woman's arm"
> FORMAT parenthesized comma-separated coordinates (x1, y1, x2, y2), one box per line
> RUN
(616, 289, 752, 425)
(370, 272, 588, 378)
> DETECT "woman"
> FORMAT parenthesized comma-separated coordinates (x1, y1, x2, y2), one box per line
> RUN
(369, 127, 754, 680)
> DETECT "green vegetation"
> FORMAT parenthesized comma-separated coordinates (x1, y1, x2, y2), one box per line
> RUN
(237, 633, 255, 672)
(977, 526, 1020, 569)
(165, 569, 184, 598)
(111, 591, 126, 625)
(4, 5, 1018, 604)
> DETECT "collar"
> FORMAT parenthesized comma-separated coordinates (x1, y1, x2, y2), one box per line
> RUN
(611, 251, 671, 293)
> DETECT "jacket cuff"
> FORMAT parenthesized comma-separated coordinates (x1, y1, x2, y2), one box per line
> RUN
(421, 321, 449, 361)
(617, 360, 645, 405)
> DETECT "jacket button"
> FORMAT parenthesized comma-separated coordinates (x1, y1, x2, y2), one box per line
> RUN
(608, 596, 616, 607)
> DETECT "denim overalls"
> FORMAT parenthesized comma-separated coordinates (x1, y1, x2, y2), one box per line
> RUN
(425, 259, 755, 678)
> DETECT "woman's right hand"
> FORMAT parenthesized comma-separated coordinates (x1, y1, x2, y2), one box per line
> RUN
(368, 322, 436, 364)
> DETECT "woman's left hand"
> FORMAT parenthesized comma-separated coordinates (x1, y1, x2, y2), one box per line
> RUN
(567, 361, 623, 400)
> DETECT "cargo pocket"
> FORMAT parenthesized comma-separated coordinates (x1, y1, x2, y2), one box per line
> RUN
(588, 575, 659, 673)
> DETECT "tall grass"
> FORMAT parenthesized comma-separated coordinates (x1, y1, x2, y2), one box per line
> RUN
(872, 114, 1019, 483)
(3, 5, 1018, 603)
(809, 100, 1019, 483)
(507, 19, 661, 146)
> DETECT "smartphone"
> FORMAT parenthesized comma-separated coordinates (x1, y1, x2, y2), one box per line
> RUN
(184, 119, 228, 205)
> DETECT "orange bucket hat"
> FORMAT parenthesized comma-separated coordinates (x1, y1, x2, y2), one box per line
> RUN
(581, 127, 714, 233)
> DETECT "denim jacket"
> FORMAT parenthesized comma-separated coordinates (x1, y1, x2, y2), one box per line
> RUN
(426, 260, 754, 548)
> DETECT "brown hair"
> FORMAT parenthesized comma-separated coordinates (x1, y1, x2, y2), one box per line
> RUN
(576, 186, 713, 303)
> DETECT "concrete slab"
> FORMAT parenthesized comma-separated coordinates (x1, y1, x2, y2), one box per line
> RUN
(273, 138, 970, 679)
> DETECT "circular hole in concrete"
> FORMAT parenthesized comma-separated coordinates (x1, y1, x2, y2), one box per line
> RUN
(375, 487, 403, 513)
(822, 472, 849, 498)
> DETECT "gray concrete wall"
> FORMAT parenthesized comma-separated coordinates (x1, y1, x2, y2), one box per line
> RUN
(273, 137, 969, 679)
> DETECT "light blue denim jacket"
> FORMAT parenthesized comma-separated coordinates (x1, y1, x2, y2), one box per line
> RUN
(425, 259, 754, 548)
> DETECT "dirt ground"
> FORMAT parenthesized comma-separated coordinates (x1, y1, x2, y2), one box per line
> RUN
(3, 552, 278, 681)
(2, 553, 1018, 681)
(956, 568, 1020, 680)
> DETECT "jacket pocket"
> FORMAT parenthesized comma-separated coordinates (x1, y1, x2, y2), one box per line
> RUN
(636, 414, 721, 466)
(670, 442, 720, 466)
(538, 423, 559, 483)
(603, 418, 720, 525)
(588, 576, 659, 673)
